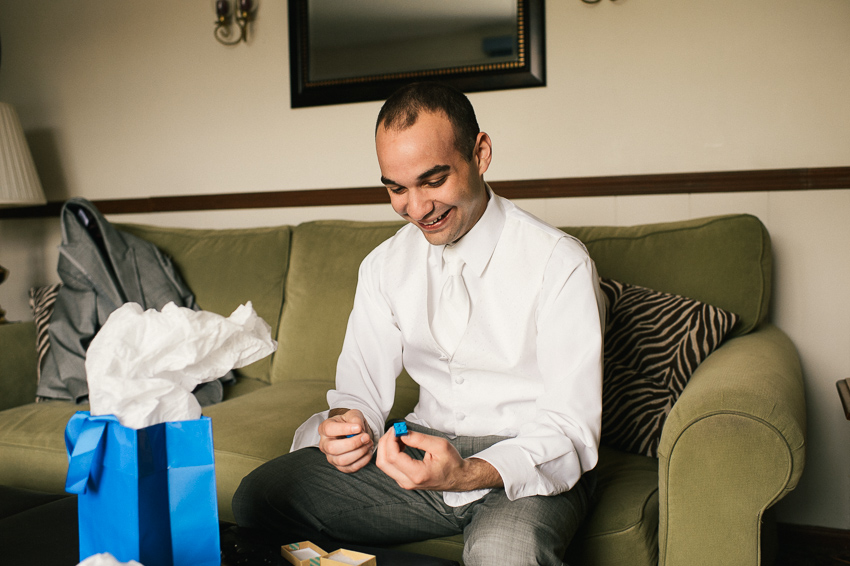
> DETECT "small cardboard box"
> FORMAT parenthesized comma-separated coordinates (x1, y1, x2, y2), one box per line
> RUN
(320, 548, 377, 566)
(281, 541, 328, 566)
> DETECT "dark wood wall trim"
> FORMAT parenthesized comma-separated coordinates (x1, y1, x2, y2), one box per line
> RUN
(1, 166, 848, 219)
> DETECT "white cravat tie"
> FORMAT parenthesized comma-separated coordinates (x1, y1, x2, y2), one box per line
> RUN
(431, 245, 470, 356)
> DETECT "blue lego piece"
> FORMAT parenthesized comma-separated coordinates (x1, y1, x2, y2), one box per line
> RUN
(393, 421, 409, 436)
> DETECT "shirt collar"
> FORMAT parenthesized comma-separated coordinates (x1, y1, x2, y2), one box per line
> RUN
(443, 184, 505, 278)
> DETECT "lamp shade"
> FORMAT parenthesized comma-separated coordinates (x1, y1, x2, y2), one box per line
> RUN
(0, 102, 46, 207)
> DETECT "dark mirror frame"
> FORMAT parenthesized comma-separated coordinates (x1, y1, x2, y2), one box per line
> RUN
(288, 0, 546, 108)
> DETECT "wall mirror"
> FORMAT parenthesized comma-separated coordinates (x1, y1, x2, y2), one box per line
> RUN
(288, 0, 545, 108)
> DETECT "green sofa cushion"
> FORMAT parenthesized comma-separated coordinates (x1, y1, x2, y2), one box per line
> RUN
(566, 446, 660, 566)
(0, 401, 86, 494)
(270, 220, 421, 418)
(118, 224, 291, 383)
(0, 322, 39, 412)
(563, 214, 771, 337)
(271, 220, 404, 386)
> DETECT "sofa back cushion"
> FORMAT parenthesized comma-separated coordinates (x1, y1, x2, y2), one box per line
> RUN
(562, 214, 770, 337)
(271, 220, 406, 388)
(270, 220, 420, 420)
(118, 224, 291, 383)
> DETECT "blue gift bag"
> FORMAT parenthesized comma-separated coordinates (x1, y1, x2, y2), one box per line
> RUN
(64, 411, 220, 566)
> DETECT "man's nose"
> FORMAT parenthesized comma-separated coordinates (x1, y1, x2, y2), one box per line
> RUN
(406, 190, 434, 221)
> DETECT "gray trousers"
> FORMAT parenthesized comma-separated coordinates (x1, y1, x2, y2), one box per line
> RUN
(232, 424, 594, 566)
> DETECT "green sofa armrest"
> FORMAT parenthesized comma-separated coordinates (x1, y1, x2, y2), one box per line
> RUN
(0, 321, 38, 412)
(657, 323, 806, 566)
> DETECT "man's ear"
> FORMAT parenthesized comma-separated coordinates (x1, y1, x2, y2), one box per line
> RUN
(474, 132, 493, 176)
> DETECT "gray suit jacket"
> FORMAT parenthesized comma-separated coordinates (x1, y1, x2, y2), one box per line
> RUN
(37, 198, 233, 405)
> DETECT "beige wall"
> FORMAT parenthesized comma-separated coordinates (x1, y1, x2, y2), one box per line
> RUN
(0, 0, 848, 530)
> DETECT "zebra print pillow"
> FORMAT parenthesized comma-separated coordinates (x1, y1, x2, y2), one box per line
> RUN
(28, 283, 62, 394)
(599, 277, 739, 458)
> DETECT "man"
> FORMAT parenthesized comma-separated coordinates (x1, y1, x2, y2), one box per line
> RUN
(233, 82, 604, 565)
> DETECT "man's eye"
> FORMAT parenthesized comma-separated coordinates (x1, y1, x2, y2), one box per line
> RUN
(388, 187, 406, 195)
(426, 177, 447, 188)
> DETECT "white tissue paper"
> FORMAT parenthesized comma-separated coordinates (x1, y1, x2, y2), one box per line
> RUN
(77, 552, 144, 566)
(86, 301, 277, 429)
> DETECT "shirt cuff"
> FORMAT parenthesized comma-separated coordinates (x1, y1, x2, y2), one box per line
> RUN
(442, 489, 492, 507)
(474, 442, 581, 500)
(290, 410, 329, 452)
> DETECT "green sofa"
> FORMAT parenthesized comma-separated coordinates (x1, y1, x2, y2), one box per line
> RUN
(0, 213, 805, 565)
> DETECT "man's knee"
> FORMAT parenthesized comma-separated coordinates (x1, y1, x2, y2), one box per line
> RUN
(463, 513, 567, 566)
(232, 447, 324, 529)
(462, 487, 590, 566)
(231, 465, 269, 528)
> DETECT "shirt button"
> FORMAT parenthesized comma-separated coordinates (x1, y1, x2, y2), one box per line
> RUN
(456, 412, 465, 421)
(454, 376, 464, 385)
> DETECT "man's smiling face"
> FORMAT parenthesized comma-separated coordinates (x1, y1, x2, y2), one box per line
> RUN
(376, 110, 491, 246)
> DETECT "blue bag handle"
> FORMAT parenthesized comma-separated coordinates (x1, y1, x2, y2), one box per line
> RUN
(64, 412, 119, 495)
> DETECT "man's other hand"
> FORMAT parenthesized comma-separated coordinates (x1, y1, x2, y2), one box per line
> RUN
(318, 408, 374, 473)
(376, 428, 504, 492)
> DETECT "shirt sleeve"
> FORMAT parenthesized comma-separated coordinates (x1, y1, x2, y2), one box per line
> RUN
(472, 237, 604, 500)
(290, 242, 404, 451)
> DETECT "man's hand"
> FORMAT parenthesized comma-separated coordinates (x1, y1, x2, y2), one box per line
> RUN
(318, 408, 374, 473)
(376, 428, 504, 492)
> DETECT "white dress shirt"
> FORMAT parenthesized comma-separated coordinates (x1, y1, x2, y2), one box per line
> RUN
(292, 190, 604, 506)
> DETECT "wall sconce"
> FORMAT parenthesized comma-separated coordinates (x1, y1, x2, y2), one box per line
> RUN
(214, 0, 258, 45)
